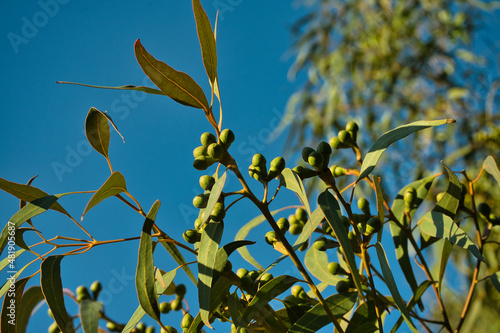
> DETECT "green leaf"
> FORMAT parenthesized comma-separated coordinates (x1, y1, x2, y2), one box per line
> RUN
(122, 270, 176, 333)
(438, 239, 453, 295)
(85, 107, 111, 159)
(288, 292, 357, 333)
(228, 291, 245, 328)
(201, 171, 226, 224)
(235, 208, 286, 270)
(345, 301, 378, 333)
(0, 249, 25, 272)
(489, 271, 500, 293)
(193, 0, 217, 83)
(40, 255, 75, 333)
(390, 280, 432, 333)
(213, 240, 255, 283)
(198, 221, 224, 327)
(134, 39, 209, 111)
(0, 264, 29, 299)
(1, 277, 30, 333)
(375, 243, 418, 333)
(56, 81, 165, 95)
(1, 194, 67, 255)
(318, 190, 363, 298)
(434, 164, 462, 219)
(15, 285, 44, 333)
(294, 206, 324, 247)
(372, 176, 385, 243)
(209, 275, 233, 315)
(80, 300, 103, 333)
(15, 227, 37, 251)
(136, 200, 162, 323)
(157, 236, 197, 286)
(389, 175, 435, 307)
(304, 247, 343, 286)
(186, 312, 204, 333)
(357, 119, 455, 181)
(82, 171, 127, 219)
(258, 243, 304, 278)
(483, 155, 500, 187)
(419, 211, 484, 262)
(241, 275, 300, 326)
(280, 168, 312, 217)
(0, 177, 70, 216)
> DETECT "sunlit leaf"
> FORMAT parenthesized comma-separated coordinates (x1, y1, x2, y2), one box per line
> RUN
(375, 243, 418, 333)
(318, 190, 363, 298)
(0, 249, 25, 272)
(294, 206, 324, 247)
(201, 171, 226, 224)
(280, 168, 312, 217)
(82, 171, 127, 220)
(14, 227, 37, 251)
(41, 255, 75, 333)
(357, 119, 455, 181)
(15, 285, 44, 333)
(85, 107, 110, 159)
(209, 275, 233, 315)
(390, 280, 432, 333)
(134, 39, 209, 111)
(1, 277, 30, 333)
(0, 264, 29, 299)
(483, 155, 500, 187)
(213, 240, 255, 283)
(157, 237, 197, 285)
(419, 211, 484, 262)
(186, 312, 204, 333)
(345, 301, 378, 333)
(198, 221, 224, 327)
(288, 292, 357, 333)
(80, 299, 103, 333)
(304, 247, 343, 286)
(136, 201, 162, 323)
(56, 81, 165, 95)
(193, 0, 217, 83)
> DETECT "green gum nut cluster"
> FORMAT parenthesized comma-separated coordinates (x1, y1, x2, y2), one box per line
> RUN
(288, 208, 308, 236)
(329, 121, 359, 149)
(238, 269, 268, 295)
(76, 285, 90, 302)
(327, 262, 348, 276)
(248, 153, 286, 182)
(301, 141, 332, 171)
(193, 129, 234, 170)
(313, 236, 339, 251)
(181, 313, 194, 331)
(161, 327, 178, 333)
(159, 283, 187, 315)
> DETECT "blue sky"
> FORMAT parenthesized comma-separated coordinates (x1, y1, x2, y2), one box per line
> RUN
(1, 1, 499, 332)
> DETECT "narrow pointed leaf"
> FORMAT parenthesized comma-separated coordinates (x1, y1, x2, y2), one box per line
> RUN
(40, 255, 75, 333)
(201, 171, 226, 224)
(1, 277, 30, 333)
(0, 249, 25, 272)
(82, 171, 127, 219)
(213, 240, 255, 283)
(0, 177, 69, 216)
(122, 270, 176, 333)
(0, 264, 29, 299)
(228, 291, 245, 328)
(304, 247, 343, 285)
(438, 239, 453, 295)
(1, 194, 67, 255)
(15, 227, 37, 251)
(198, 221, 224, 327)
(489, 272, 500, 293)
(241, 275, 300, 326)
(193, 0, 217, 83)
(390, 280, 432, 333)
(375, 243, 418, 333)
(134, 39, 209, 111)
(157, 238, 197, 285)
(483, 155, 500, 187)
(15, 285, 44, 333)
(56, 81, 165, 95)
(80, 300, 103, 333)
(186, 312, 204, 333)
(345, 301, 378, 333)
(136, 200, 162, 323)
(357, 119, 455, 181)
(318, 190, 363, 298)
(280, 168, 312, 217)
(294, 206, 324, 246)
(209, 275, 233, 315)
(433, 164, 461, 219)
(85, 107, 110, 158)
(288, 292, 357, 333)
(419, 211, 484, 261)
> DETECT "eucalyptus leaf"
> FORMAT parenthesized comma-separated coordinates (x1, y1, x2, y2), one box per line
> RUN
(193, 0, 217, 83)
(15, 285, 44, 333)
(390, 280, 433, 333)
(201, 171, 226, 224)
(1, 277, 30, 333)
(82, 171, 127, 220)
(280, 168, 312, 217)
(483, 155, 500, 187)
(294, 206, 324, 247)
(85, 107, 111, 159)
(80, 299, 103, 333)
(357, 119, 455, 181)
(345, 301, 378, 333)
(56, 81, 165, 95)
(304, 247, 343, 286)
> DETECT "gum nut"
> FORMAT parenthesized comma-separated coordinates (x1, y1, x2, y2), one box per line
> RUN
(220, 129, 235, 146)
(270, 156, 286, 172)
(193, 156, 209, 170)
(193, 145, 207, 158)
(236, 268, 248, 278)
(199, 175, 216, 190)
(295, 208, 308, 222)
(345, 121, 359, 132)
(200, 132, 216, 147)
(316, 141, 332, 157)
(252, 153, 266, 167)
(207, 143, 224, 160)
(329, 137, 341, 149)
(337, 130, 353, 144)
(308, 151, 324, 169)
(301, 147, 315, 162)
(404, 187, 417, 204)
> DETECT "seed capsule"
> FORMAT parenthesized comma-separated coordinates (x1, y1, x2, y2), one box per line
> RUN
(200, 132, 216, 147)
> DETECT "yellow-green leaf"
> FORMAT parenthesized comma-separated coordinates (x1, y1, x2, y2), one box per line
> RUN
(483, 155, 500, 187)
(14, 285, 44, 333)
(82, 172, 127, 219)
(193, 0, 217, 83)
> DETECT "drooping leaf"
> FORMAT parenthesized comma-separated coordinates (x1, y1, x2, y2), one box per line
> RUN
(318, 190, 363, 298)
(0, 249, 25, 272)
(240, 275, 300, 327)
(85, 107, 111, 159)
(15, 285, 44, 333)
(228, 291, 245, 328)
(0, 264, 29, 299)
(375, 243, 418, 333)
(213, 240, 255, 283)
(186, 312, 205, 333)
(56, 81, 165, 95)
(0, 194, 67, 255)
(294, 206, 324, 247)
(82, 171, 127, 219)
(419, 211, 484, 262)
(198, 221, 224, 327)
(157, 237, 197, 285)
(390, 280, 433, 333)
(80, 299, 103, 333)
(40, 255, 75, 333)
(438, 239, 453, 295)
(258, 243, 304, 278)
(1, 277, 30, 333)
(0, 177, 70, 216)
(288, 292, 357, 333)
(483, 155, 500, 187)
(489, 271, 500, 293)
(345, 301, 378, 333)
(122, 270, 176, 333)
(235, 208, 286, 270)
(136, 201, 162, 323)
(389, 175, 435, 307)
(372, 176, 385, 242)
(14, 227, 37, 251)
(193, 0, 217, 83)
(357, 119, 455, 181)
(134, 39, 209, 111)
(209, 275, 233, 315)
(201, 171, 226, 224)
(280, 168, 312, 217)
(304, 247, 343, 286)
